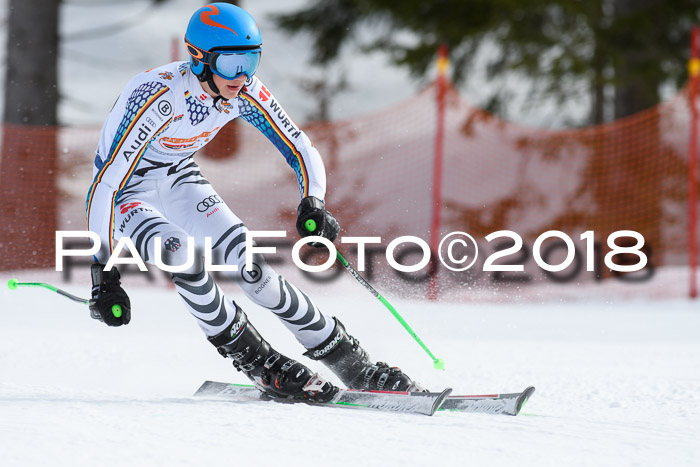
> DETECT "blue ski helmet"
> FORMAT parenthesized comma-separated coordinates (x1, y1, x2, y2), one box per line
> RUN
(185, 3, 262, 82)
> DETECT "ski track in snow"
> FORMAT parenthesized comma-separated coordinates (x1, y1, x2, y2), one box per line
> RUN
(1, 281, 699, 467)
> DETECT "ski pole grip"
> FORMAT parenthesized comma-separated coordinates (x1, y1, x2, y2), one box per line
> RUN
(305, 219, 317, 233)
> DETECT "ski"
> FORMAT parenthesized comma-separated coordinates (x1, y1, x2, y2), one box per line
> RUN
(195, 381, 535, 416)
(439, 386, 535, 416)
(194, 381, 452, 416)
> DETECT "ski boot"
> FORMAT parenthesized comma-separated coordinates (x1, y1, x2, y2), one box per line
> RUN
(304, 318, 424, 392)
(208, 303, 338, 402)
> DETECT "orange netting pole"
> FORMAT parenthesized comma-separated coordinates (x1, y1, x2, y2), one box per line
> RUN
(688, 26, 699, 299)
(171, 37, 179, 62)
(428, 45, 449, 301)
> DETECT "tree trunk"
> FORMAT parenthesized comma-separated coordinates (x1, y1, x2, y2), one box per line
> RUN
(590, 1, 605, 125)
(608, 0, 664, 264)
(613, 0, 661, 119)
(0, 0, 60, 270)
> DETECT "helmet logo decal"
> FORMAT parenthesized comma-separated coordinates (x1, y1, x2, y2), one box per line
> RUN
(187, 44, 204, 60)
(200, 5, 238, 36)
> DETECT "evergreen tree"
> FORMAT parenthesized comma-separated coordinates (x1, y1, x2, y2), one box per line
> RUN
(274, 0, 700, 124)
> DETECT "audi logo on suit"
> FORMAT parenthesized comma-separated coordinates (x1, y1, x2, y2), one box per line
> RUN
(197, 195, 222, 212)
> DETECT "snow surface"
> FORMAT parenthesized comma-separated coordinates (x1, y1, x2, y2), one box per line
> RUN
(1, 275, 699, 467)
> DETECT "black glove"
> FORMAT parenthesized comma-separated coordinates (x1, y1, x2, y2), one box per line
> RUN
(296, 196, 340, 247)
(89, 263, 131, 326)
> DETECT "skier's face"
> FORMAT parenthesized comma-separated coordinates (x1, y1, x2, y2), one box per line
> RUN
(211, 74, 247, 99)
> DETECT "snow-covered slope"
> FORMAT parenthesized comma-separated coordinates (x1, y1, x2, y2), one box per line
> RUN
(1, 279, 699, 466)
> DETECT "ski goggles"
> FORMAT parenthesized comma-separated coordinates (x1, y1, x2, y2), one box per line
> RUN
(186, 39, 261, 80)
(209, 49, 261, 80)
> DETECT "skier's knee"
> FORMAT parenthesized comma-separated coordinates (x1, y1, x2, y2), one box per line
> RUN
(210, 224, 248, 266)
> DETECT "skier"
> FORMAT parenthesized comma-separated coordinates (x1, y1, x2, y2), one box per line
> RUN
(86, 3, 422, 400)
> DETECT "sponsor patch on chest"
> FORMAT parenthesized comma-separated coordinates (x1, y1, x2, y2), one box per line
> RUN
(159, 127, 221, 151)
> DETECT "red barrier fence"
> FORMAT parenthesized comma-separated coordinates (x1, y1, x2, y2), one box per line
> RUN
(1, 52, 699, 299)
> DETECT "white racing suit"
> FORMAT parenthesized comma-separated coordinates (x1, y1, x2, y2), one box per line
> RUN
(86, 61, 334, 349)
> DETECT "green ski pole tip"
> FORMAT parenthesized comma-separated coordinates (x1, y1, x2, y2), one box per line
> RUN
(305, 219, 317, 232)
(7, 278, 18, 290)
(112, 304, 123, 318)
(433, 358, 445, 370)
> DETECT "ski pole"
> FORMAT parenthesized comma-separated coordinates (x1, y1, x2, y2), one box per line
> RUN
(7, 278, 123, 318)
(304, 220, 445, 370)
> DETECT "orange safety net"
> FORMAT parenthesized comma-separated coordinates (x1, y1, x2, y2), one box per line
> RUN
(0, 82, 697, 297)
